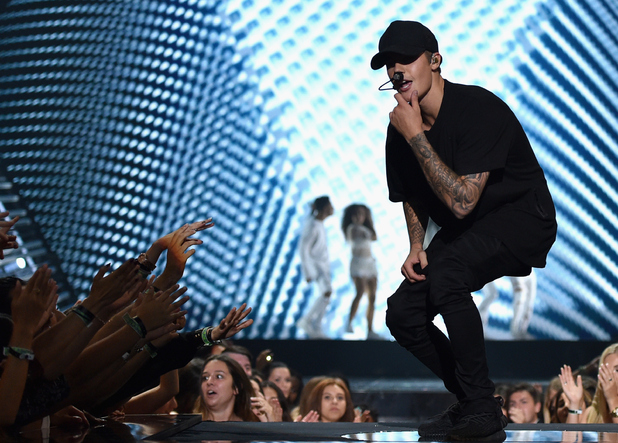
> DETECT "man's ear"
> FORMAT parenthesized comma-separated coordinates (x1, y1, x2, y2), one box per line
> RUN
(431, 53, 441, 67)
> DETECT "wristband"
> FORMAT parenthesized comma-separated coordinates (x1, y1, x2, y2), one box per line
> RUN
(196, 327, 223, 346)
(567, 408, 583, 415)
(3, 346, 35, 361)
(202, 326, 222, 346)
(137, 253, 157, 272)
(123, 313, 147, 338)
(70, 305, 96, 327)
(143, 342, 158, 358)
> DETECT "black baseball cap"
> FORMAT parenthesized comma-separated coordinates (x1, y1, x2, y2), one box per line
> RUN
(371, 21, 439, 70)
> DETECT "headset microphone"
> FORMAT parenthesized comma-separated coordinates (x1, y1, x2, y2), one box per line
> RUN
(392, 72, 404, 82)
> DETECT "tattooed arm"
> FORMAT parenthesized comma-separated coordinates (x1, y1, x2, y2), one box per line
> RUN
(401, 201, 429, 283)
(407, 132, 489, 219)
(389, 90, 489, 219)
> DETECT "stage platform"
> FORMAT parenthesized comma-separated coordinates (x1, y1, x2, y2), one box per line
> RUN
(15, 415, 618, 443)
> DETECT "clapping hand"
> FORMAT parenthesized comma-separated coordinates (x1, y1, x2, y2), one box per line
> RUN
(559, 365, 584, 410)
(12, 265, 57, 337)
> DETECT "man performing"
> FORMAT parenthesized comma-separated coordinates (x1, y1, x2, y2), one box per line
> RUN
(371, 21, 557, 440)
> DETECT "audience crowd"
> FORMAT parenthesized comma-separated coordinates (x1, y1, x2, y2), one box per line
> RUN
(1, 209, 617, 440)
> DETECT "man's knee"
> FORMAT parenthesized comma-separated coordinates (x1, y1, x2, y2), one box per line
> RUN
(386, 285, 429, 341)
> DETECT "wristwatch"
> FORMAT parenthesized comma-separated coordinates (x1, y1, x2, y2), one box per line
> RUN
(611, 406, 618, 418)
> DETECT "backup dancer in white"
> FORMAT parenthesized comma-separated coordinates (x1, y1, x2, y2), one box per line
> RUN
(341, 204, 379, 340)
(478, 271, 537, 340)
(297, 196, 334, 339)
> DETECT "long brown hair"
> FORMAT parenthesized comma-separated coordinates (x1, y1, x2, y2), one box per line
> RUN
(193, 354, 258, 422)
(306, 377, 355, 422)
(341, 204, 376, 240)
(587, 343, 618, 423)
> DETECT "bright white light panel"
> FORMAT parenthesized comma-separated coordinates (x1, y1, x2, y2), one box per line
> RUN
(0, 0, 616, 340)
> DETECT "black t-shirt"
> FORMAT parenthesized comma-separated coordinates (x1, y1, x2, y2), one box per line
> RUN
(385, 80, 557, 267)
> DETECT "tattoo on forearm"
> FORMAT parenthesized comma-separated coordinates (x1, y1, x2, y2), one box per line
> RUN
(407, 133, 489, 218)
(403, 202, 425, 245)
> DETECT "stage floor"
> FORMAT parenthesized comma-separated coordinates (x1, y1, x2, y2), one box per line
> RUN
(16, 415, 618, 443)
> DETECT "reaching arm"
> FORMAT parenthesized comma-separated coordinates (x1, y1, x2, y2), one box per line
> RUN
(0, 267, 56, 427)
(0, 210, 19, 259)
(149, 220, 213, 290)
(122, 370, 179, 414)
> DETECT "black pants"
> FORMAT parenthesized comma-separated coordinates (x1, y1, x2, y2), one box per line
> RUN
(386, 230, 530, 409)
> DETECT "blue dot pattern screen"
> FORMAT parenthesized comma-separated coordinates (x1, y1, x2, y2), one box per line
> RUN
(1, 0, 617, 340)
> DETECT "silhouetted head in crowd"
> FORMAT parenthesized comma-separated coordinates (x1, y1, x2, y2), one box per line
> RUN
(222, 345, 253, 377)
(288, 367, 304, 407)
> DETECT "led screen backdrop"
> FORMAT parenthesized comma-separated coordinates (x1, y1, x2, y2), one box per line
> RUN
(1, 0, 617, 341)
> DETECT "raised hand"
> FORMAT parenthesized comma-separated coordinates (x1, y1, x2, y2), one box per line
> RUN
(11, 265, 57, 337)
(210, 303, 253, 341)
(133, 284, 189, 332)
(295, 410, 319, 422)
(153, 220, 214, 289)
(251, 393, 274, 422)
(267, 397, 283, 422)
(86, 259, 141, 317)
(0, 210, 19, 259)
(599, 361, 618, 404)
(353, 408, 373, 423)
(559, 365, 584, 410)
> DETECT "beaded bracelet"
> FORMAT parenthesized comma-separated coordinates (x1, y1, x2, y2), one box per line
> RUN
(3, 346, 35, 361)
(123, 313, 147, 338)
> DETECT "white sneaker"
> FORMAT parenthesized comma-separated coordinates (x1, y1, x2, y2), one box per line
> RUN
(366, 331, 382, 340)
(309, 326, 328, 339)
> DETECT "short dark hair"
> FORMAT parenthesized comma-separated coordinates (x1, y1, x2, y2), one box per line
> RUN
(222, 344, 253, 362)
(312, 196, 331, 214)
(508, 382, 541, 404)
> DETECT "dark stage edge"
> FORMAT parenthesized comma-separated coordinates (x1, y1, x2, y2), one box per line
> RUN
(16, 415, 618, 443)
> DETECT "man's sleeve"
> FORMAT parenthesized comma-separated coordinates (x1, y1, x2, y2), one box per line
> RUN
(299, 222, 318, 279)
(385, 124, 408, 203)
(453, 94, 514, 175)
